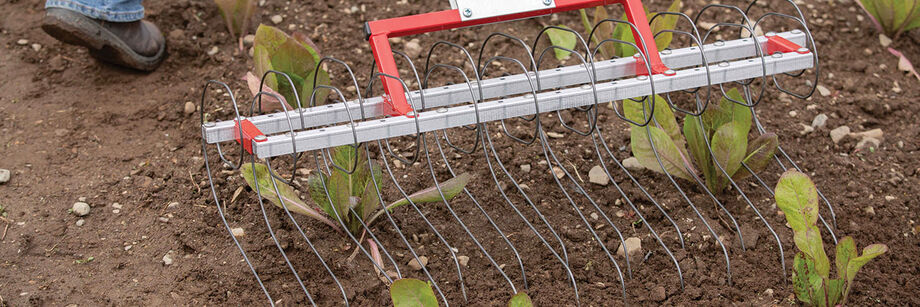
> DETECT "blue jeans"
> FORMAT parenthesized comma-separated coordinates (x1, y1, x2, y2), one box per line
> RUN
(46, 0, 144, 22)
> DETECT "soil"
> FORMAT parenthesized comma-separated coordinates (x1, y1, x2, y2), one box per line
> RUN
(1, 0, 919, 306)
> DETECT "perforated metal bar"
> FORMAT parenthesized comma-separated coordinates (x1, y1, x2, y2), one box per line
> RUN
(252, 50, 813, 158)
(202, 31, 807, 144)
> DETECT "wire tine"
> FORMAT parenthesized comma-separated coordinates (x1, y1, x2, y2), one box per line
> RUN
(695, 5, 769, 108)
(477, 32, 542, 144)
(366, 72, 455, 305)
(532, 26, 599, 135)
(423, 40, 485, 155)
(199, 80, 275, 305)
(754, 13, 820, 99)
(201, 80, 247, 170)
(647, 11, 714, 116)
(381, 50, 425, 166)
(588, 19, 659, 127)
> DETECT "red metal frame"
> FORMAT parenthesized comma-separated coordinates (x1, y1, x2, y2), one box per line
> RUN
(365, 0, 670, 117)
(766, 35, 808, 55)
(234, 119, 266, 154)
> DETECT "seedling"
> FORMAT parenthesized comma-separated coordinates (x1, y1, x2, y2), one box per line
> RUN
(389, 278, 534, 307)
(73, 256, 94, 264)
(507, 292, 534, 307)
(214, 0, 256, 50)
(625, 88, 778, 193)
(857, 0, 920, 39)
(775, 170, 888, 307)
(246, 24, 329, 111)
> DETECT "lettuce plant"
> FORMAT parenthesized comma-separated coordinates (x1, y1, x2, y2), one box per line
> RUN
(578, 0, 681, 59)
(626, 88, 778, 193)
(775, 170, 888, 306)
(389, 278, 533, 307)
(857, 0, 920, 39)
(246, 24, 330, 111)
(214, 0, 256, 49)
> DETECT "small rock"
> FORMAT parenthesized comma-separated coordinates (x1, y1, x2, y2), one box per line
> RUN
(231, 227, 245, 237)
(111, 203, 123, 209)
(458, 255, 470, 267)
(158, 217, 170, 223)
(879, 34, 892, 47)
(163, 251, 175, 265)
(622, 157, 644, 171)
(897, 141, 904, 149)
(270, 15, 283, 24)
(407, 256, 428, 270)
(616, 237, 642, 258)
(552, 166, 565, 179)
(520, 164, 531, 173)
(615, 210, 626, 218)
(167, 202, 180, 209)
(72, 202, 91, 216)
(75, 219, 85, 227)
(789, 110, 797, 117)
(243, 34, 255, 45)
(31, 43, 42, 52)
(404, 39, 422, 58)
(287, 24, 296, 31)
(546, 131, 564, 139)
(852, 128, 883, 140)
(125, 245, 133, 251)
(856, 137, 880, 150)
(590, 212, 599, 220)
(0, 168, 9, 184)
(811, 113, 828, 129)
(885, 196, 895, 201)
(830, 126, 850, 144)
(764, 288, 774, 297)
(864, 206, 875, 216)
(206, 46, 219, 56)
(48, 54, 67, 72)
(800, 124, 814, 135)
(649, 285, 667, 302)
(588, 165, 609, 186)
(816, 85, 831, 97)
(184, 101, 197, 114)
(16, 39, 28, 46)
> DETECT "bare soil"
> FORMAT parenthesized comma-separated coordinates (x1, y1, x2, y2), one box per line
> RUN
(1, 0, 919, 306)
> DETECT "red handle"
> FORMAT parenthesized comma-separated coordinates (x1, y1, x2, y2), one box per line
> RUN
(366, 0, 669, 117)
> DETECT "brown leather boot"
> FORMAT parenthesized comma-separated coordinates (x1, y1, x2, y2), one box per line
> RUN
(41, 8, 166, 71)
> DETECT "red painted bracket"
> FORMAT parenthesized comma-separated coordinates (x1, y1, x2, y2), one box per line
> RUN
(365, 0, 671, 117)
(766, 34, 810, 55)
(234, 119, 267, 154)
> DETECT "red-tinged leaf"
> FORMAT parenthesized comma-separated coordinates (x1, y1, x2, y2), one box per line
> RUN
(244, 72, 285, 112)
(252, 24, 328, 108)
(733, 133, 778, 181)
(240, 162, 342, 232)
(215, 0, 256, 39)
(889, 47, 920, 81)
(368, 239, 385, 275)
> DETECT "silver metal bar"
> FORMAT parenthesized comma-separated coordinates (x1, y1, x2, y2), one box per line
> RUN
(203, 31, 807, 144)
(252, 51, 813, 158)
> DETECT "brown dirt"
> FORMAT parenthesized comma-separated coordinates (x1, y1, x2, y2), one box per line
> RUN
(1, 0, 919, 306)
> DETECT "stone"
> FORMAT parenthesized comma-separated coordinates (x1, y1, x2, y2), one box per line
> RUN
(163, 251, 175, 265)
(158, 217, 170, 223)
(31, 44, 42, 52)
(167, 202, 180, 209)
(520, 164, 531, 173)
(856, 137, 880, 150)
(0, 168, 9, 184)
(800, 124, 814, 135)
(16, 39, 28, 46)
(879, 34, 892, 47)
(789, 110, 797, 117)
(407, 256, 428, 270)
(811, 113, 828, 129)
(243, 34, 255, 46)
(231, 227, 245, 237)
(816, 85, 831, 97)
(616, 237, 641, 258)
(546, 131, 564, 139)
(852, 128, 883, 140)
(270, 15, 283, 25)
(72, 202, 90, 216)
(764, 288, 774, 297)
(864, 206, 875, 216)
(588, 165, 609, 186)
(622, 157, 644, 171)
(885, 196, 895, 201)
(590, 212, 599, 220)
(552, 166, 565, 179)
(206, 46, 219, 56)
(404, 39, 422, 58)
(184, 101, 196, 114)
(830, 126, 850, 144)
(111, 203, 123, 209)
(458, 255, 470, 267)
(75, 219, 85, 227)
(649, 285, 667, 302)
(48, 55, 67, 72)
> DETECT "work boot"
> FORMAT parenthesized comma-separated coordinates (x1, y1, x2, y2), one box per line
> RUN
(41, 8, 166, 71)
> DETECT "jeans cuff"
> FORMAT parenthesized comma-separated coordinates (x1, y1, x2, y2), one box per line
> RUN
(45, 0, 144, 22)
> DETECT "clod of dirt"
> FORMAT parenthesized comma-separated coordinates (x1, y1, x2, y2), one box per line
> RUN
(458, 255, 469, 267)
(184, 101, 196, 114)
(231, 227, 245, 237)
(0, 168, 10, 184)
(830, 126, 850, 144)
(616, 237, 641, 258)
(408, 256, 428, 270)
(75, 219, 85, 227)
(856, 137, 881, 150)
(72, 202, 90, 216)
(47, 54, 67, 72)
(649, 285, 667, 302)
(588, 165, 608, 186)
(622, 157, 644, 171)
(520, 164, 531, 173)
(404, 39, 421, 59)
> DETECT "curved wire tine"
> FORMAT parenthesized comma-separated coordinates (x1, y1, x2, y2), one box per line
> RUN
(589, 129, 685, 289)
(313, 56, 368, 120)
(588, 19, 659, 127)
(364, 72, 456, 305)
(423, 63, 483, 155)
(248, 155, 318, 306)
(754, 13, 820, 99)
(381, 50, 425, 166)
(249, 90, 301, 187)
(310, 85, 362, 175)
(199, 80, 274, 305)
(480, 56, 541, 145)
(201, 80, 247, 170)
(646, 11, 715, 116)
(695, 6, 769, 108)
(750, 109, 838, 238)
(475, 58, 582, 303)
(476, 32, 542, 92)
(423, 40, 485, 155)
(534, 45, 600, 137)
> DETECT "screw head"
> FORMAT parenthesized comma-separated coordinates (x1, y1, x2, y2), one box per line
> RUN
(664, 69, 676, 76)
(713, 41, 725, 47)
(797, 47, 810, 53)
(543, 0, 553, 5)
(637, 75, 648, 81)
(718, 62, 730, 67)
(462, 8, 473, 17)
(253, 135, 267, 141)
(660, 49, 672, 55)
(765, 31, 777, 37)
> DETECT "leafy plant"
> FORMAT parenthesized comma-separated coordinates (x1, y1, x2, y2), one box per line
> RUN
(246, 24, 329, 111)
(214, 0, 256, 49)
(857, 0, 920, 39)
(625, 88, 778, 193)
(507, 292, 534, 307)
(545, 25, 577, 60)
(775, 170, 888, 306)
(579, 0, 682, 59)
(390, 278, 438, 307)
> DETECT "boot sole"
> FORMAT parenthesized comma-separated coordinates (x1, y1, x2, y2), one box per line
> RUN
(41, 8, 166, 72)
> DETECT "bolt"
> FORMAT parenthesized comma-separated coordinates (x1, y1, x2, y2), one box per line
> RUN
(713, 41, 725, 47)
(718, 62, 730, 67)
(797, 47, 810, 53)
(253, 135, 267, 141)
(543, 0, 553, 5)
(765, 31, 777, 37)
(772, 53, 783, 58)
(664, 69, 676, 75)
(637, 75, 648, 81)
(406, 111, 417, 117)
(462, 8, 473, 17)
(660, 49, 672, 55)
(437, 108, 448, 113)
(202, 122, 216, 127)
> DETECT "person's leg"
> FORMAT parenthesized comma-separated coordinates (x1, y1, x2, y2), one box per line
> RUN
(45, 0, 144, 22)
(41, 0, 166, 72)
